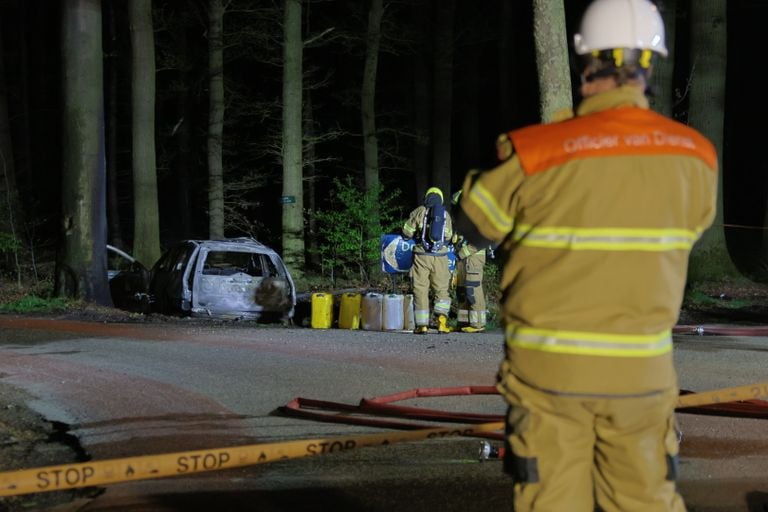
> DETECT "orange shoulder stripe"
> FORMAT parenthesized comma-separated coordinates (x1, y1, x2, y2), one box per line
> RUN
(509, 108, 718, 176)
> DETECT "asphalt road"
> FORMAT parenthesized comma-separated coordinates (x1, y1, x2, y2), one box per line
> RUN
(0, 316, 766, 511)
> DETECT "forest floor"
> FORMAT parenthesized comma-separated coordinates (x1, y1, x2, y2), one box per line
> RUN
(2, 278, 768, 510)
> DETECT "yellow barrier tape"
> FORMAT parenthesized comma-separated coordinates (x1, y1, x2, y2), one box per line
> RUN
(2, 381, 767, 498)
(677, 381, 768, 408)
(0, 421, 504, 497)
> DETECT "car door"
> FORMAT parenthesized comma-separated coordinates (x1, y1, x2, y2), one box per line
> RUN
(150, 242, 197, 314)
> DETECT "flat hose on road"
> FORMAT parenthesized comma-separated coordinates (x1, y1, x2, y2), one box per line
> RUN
(280, 381, 768, 439)
(282, 324, 768, 428)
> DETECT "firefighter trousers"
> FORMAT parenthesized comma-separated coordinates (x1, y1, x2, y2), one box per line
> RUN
(410, 252, 451, 326)
(499, 373, 685, 512)
(456, 251, 486, 328)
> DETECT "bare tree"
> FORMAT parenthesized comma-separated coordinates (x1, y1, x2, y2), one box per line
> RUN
(208, 0, 225, 239)
(55, 0, 112, 305)
(282, 0, 305, 278)
(129, 0, 161, 266)
(686, 0, 739, 281)
(362, 0, 383, 233)
(533, 0, 571, 122)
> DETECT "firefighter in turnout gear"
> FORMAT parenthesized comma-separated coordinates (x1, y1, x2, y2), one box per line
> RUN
(455, 0, 717, 510)
(402, 187, 453, 334)
(451, 189, 487, 333)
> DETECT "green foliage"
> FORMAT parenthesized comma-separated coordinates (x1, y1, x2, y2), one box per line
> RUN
(482, 260, 502, 329)
(682, 289, 749, 309)
(0, 295, 70, 314)
(311, 176, 402, 285)
(0, 233, 21, 254)
(683, 276, 760, 310)
(687, 241, 741, 285)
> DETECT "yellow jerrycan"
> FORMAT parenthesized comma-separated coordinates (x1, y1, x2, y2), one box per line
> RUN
(339, 293, 362, 329)
(311, 292, 333, 329)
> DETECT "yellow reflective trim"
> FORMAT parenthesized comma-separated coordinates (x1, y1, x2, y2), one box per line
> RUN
(468, 183, 513, 233)
(613, 48, 624, 67)
(506, 326, 672, 358)
(518, 326, 671, 344)
(510, 339, 671, 357)
(522, 239, 692, 251)
(515, 225, 695, 239)
(639, 49, 652, 68)
(403, 224, 416, 236)
(512, 224, 698, 251)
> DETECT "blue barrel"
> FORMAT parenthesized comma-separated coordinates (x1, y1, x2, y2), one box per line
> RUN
(380, 234, 416, 274)
(380, 234, 456, 274)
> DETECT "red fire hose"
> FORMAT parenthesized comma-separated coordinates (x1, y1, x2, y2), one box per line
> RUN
(280, 385, 768, 433)
(280, 385, 505, 440)
(279, 384, 768, 459)
(280, 325, 768, 458)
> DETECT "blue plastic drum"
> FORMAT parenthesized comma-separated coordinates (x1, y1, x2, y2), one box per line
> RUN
(380, 234, 456, 274)
(380, 234, 415, 274)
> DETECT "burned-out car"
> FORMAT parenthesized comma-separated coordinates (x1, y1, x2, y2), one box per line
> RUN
(109, 238, 296, 322)
(108, 244, 152, 312)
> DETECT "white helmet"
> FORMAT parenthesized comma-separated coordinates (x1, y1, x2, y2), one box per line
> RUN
(573, 0, 667, 57)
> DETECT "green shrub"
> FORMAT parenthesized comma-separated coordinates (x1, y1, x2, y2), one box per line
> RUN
(482, 259, 502, 330)
(0, 295, 70, 314)
(683, 288, 750, 309)
(0, 232, 21, 254)
(311, 176, 402, 285)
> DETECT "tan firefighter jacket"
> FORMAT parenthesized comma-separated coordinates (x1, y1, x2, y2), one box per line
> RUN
(458, 86, 718, 396)
(403, 205, 453, 256)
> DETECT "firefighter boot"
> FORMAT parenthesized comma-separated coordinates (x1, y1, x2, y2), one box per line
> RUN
(461, 326, 485, 333)
(437, 315, 451, 334)
(414, 325, 429, 335)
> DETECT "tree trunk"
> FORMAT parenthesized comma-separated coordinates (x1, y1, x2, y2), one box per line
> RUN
(281, 0, 305, 278)
(56, 0, 112, 306)
(686, 0, 739, 282)
(207, 0, 225, 240)
(361, 0, 383, 278)
(129, 0, 161, 266)
(362, 0, 383, 235)
(649, 0, 676, 117)
(304, 90, 318, 268)
(533, 0, 571, 122)
(430, 0, 456, 195)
